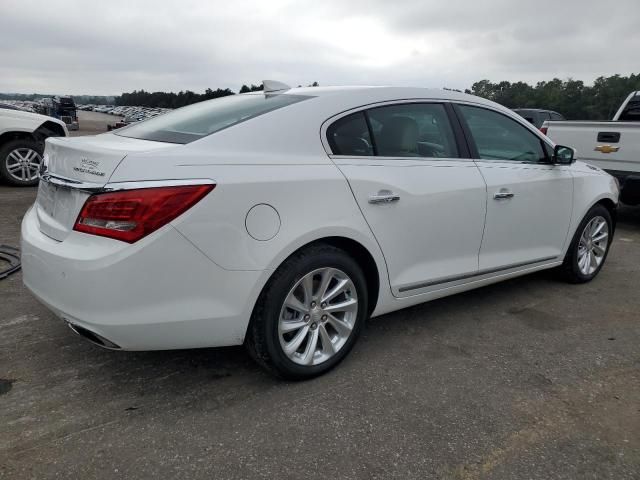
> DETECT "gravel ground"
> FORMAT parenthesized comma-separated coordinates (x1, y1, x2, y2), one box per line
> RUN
(0, 123, 638, 478)
(69, 110, 122, 136)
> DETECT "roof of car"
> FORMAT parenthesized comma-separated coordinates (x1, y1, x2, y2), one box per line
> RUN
(268, 85, 498, 110)
(513, 108, 561, 114)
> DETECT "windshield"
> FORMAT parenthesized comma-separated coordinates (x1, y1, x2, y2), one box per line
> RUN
(115, 93, 311, 144)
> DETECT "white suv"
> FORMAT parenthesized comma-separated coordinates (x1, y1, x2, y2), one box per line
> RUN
(0, 108, 68, 186)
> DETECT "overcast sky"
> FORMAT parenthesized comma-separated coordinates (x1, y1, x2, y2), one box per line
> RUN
(1, 0, 639, 95)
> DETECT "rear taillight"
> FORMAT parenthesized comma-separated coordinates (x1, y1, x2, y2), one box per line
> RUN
(540, 126, 548, 135)
(73, 184, 214, 243)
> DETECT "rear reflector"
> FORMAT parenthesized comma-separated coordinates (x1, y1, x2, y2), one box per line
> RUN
(73, 184, 214, 243)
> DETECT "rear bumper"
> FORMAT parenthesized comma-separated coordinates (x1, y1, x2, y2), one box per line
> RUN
(21, 205, 264, 350)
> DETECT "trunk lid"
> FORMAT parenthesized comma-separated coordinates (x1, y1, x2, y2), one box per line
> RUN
(36, 133, 174, 241)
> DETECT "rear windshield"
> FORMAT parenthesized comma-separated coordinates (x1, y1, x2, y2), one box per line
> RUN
(115, 93, 311, 144)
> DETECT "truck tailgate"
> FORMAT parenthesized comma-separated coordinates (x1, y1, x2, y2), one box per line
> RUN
(545, 121, 640, 174)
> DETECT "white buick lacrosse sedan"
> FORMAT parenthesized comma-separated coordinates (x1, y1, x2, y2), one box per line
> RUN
(22, 82, 618, 379)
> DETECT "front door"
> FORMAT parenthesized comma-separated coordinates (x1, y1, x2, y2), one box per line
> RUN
(455, 104, 573, 271)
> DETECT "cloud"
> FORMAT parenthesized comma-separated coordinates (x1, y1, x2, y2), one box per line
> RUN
(0, 0, 638, 95)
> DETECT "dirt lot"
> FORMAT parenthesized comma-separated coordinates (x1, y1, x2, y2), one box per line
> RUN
(0, 124, 639, 478)
(69, 110, 122, 136)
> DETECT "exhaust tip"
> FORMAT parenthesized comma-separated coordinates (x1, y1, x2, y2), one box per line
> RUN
(66, 322, 121, 349)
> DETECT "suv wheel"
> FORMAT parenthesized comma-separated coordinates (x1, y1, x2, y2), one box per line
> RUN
(0, 138, 43, 186)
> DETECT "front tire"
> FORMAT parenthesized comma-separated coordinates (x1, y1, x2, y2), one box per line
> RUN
(560, 204, 612, 283)
(246, 244, 368, 380)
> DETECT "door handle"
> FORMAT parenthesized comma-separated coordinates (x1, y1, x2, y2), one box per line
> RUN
(597, 131, 620, 143)
(493, 190, 515, 200)
(368, 190, 400, 204)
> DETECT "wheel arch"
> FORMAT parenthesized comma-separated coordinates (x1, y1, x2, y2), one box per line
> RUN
(0, 130, 37, 148)
(307, 236, 380, 316)
(594, 197, 617, 233)
(252, 235, 383, 324)
(34, 121, 66, 141)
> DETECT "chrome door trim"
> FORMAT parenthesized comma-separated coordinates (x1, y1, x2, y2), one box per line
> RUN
(397, 256, 558, 293)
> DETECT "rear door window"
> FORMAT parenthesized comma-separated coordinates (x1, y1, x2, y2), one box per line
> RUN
(326, 112, 374, 156)
(367, 103, 459, 158)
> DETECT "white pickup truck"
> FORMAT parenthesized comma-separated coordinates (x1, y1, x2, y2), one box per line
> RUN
(543, 91, 640, 205)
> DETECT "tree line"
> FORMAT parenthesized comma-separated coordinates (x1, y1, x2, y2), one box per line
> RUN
(114, 82, 320, 108)
(466, 74, 640, 120)
(3, 75, 639, 119)
(112, 74, 640, 119)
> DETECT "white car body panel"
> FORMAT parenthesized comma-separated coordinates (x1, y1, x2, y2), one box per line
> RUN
(475, 160, 573, 270)
(335, 157, 486, 297)
(22, 206, 264, 349)
(21, 86, 619, 351)
(0, 108, 68, 136)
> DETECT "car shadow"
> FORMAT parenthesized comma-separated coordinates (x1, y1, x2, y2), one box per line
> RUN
(57, 267, 560, 393)
(617, 204, 640, 230)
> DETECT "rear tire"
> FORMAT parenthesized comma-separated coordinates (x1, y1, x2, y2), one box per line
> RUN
(246, 244, 368, 380)
(0, 138, 43, 187)
(560, 204, 612, 283)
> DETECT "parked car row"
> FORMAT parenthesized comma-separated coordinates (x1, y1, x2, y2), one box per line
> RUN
(77, 104, 172, 123)
(0, 100, 39, 113)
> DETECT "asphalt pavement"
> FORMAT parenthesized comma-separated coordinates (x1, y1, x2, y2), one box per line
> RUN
(0, 119, 638, 478)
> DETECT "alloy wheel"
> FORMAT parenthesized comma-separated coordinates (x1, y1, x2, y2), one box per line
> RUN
(278, 267, 358, 366)
(577, 215, 609, 276)
(5, 148, 43, 183)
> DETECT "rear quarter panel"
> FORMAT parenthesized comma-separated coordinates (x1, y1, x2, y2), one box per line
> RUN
(111, 154, 393, 317)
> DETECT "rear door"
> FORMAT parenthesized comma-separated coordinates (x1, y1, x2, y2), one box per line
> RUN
(454, 104, 573, 271)
(326, 102, 487, 297)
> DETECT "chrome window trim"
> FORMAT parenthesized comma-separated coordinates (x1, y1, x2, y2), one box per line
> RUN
(328, 154, 476, 164)
(321, 98, 458, 159)
(452, 100, 557, 158)
(320, 97, 507, 159)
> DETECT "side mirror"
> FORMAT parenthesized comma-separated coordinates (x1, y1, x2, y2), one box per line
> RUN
(553, 145, 575, 165)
